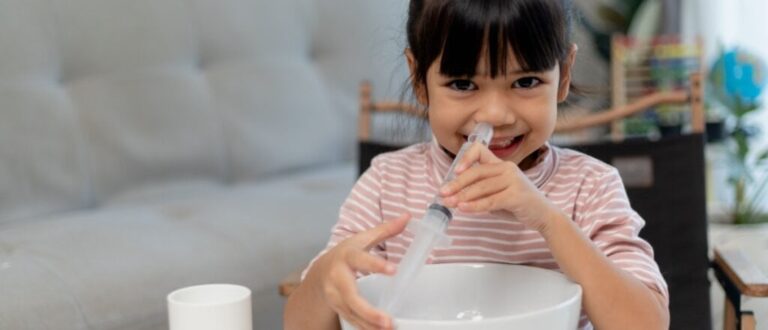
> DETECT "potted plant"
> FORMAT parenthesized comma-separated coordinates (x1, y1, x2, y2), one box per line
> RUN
(654, 104, 684, 137)
(709, 48, 768, 224)
(704, 102, 727, 143)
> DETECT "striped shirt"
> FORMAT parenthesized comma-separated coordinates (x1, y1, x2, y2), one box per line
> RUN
(307, 139, 669, 329)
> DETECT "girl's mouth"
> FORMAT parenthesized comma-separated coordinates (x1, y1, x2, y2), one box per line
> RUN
(463, 134, 525, 159)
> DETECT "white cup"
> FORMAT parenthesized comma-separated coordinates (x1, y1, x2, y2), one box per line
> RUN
(167, 284, 252, 330)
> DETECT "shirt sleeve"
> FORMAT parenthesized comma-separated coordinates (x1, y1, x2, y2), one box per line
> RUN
(301, 156, 387, 280)
(578, 167, 669, 305)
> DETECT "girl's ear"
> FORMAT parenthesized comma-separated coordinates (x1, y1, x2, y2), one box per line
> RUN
(557, 44, 578, 102)
(405, 48, 428, 106)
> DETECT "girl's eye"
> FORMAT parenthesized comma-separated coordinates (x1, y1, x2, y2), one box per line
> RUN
(448, 79, 477, 91)
(512, 77, 542, 89)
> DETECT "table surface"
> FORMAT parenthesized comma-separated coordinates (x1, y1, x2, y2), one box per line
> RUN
(710, 223, 768, 297)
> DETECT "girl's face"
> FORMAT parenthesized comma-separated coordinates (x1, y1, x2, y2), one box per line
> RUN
(412, 47, 575, 169)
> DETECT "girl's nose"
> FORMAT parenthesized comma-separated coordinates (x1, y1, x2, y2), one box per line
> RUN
(473, 93, 512, 125)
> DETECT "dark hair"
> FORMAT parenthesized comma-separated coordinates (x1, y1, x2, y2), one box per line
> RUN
(407, 0, 573, 91)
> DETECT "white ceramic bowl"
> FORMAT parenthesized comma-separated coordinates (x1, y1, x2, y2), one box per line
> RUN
(341, 263, 582, 330)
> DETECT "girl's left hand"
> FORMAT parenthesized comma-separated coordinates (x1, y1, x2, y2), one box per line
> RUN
(440, 142, 557, 233)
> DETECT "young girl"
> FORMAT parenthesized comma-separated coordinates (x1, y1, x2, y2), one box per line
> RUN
(285, 0, 669, 329)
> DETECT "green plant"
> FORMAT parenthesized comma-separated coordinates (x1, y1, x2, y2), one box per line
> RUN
(724, 99, 768, 224)
(709, 48, 768, 224)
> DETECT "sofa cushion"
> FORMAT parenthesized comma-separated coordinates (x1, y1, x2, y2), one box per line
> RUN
(0, 0, 88, 224)
(0, 82, 88, 224)
(0, 0, 409, 221)
(55, 0, 230, 202)
(68, 68, 229, 201)
(0, 163, 355, 330)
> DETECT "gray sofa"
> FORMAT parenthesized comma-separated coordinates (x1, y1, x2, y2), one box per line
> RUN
(0, 0, 407, 329)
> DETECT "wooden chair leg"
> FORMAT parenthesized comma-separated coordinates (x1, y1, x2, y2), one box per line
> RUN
(724, 297, 756, 330)
(740, 311, 756, 330)
(725, 296, 737, 330)
(279, 269, 303, 298)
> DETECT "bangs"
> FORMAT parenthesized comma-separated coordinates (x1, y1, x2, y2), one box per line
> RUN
(421, 0, 569, 78)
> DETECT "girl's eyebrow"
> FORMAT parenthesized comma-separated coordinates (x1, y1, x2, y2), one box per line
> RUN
(470, 68, 547, 76)
(439, 69, 546, 78)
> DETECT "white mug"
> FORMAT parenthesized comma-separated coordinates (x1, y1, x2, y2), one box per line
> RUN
(167, 284, 252, 330)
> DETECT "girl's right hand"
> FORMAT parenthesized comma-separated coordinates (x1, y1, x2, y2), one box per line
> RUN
(305, 213, 411, 330)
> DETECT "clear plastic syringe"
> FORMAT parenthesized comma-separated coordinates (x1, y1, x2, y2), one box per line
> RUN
(377, 122, 494, 314)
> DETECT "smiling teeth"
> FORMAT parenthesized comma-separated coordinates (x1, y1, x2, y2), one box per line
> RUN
(491, 139, 513, 148)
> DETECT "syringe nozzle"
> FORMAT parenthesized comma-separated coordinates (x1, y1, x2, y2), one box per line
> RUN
(467, 122, 493, 146)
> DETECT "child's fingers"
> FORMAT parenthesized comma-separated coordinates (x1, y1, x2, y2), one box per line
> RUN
(347, 251, 396, 276)
(455, 142, 502, 172)
(458, 194, 501, 213)
(448, 174, 508, 207)
(476, 143, 504, 163)
(454, 143, 481, 173)
(348, 293, 393, 329)
(441, 163, 503, 197)
(328, 274, 368, 328)
(344, 306, 387, 330)
(335, 275, 390, 329)
(351, 213, 411, 251)
(339, 305, 380, 330)
(330, 283, 372, 329)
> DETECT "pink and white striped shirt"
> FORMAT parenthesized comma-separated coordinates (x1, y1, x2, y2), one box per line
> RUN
(308, 139, 668, 329)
